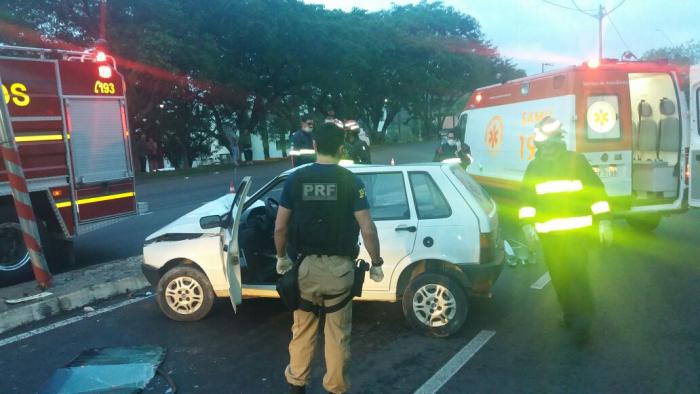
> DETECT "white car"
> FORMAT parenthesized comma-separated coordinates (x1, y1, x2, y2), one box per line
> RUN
(142, 162, 504, 337)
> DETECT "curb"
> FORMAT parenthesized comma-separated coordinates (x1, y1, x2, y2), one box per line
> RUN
(0, 259, 151, 336)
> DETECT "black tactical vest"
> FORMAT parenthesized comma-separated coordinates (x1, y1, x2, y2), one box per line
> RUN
(289, 165, 360, 258)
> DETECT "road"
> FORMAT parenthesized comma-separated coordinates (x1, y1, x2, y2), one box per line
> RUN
(2, 141, 698, 392)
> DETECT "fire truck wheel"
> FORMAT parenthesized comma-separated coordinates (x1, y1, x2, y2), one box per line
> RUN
(0, 222, 33, 286)
(625, 214, 661, 232)
(402, 273, 468, 338)
(156, 266, 215, 322)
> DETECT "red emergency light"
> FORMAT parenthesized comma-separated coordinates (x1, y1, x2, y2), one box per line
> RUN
(96, 51, 107, 62)
(98, 65, 112, 79)
(475, 93, 483, 103)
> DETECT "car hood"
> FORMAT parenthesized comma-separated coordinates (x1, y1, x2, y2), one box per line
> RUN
(145, 194, 235, 242)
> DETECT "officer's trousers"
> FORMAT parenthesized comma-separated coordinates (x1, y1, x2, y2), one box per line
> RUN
(285, 255, 354, 393)
(539, 228, 594, 332)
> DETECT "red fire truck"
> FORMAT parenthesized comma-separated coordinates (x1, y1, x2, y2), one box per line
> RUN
(0, 45, 136, 283)
(459, 59, 700, 230)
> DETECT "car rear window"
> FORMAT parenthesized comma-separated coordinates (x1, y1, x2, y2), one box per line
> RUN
(449, 166, 495, 215)
(408, 172, 451, 219)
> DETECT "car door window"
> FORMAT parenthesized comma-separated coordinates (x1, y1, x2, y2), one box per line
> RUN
(357, 172, 410, 220)
(409, 172, 451, 219)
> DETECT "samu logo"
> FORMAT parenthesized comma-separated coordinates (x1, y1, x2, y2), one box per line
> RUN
(484, 115, 504, 156)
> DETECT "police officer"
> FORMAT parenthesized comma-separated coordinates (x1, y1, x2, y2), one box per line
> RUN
(519, 116, 613, 344)
(289, 116, 316, 167)
(274, 120, 384, 393)
(342, 120, 371, 164)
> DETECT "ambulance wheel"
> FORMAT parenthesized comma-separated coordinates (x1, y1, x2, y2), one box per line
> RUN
(402, 273, 468, 338)
(157, 266, 215, 322)
(626, 214, 661, 232)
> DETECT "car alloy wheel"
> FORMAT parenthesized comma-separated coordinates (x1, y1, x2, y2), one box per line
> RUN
(402, 273, 468, 337)
(156, 266, 215, 322)
(412, 283, 457, 328)
(164, 276, 205, 315)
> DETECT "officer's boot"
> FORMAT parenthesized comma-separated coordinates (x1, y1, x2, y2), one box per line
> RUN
(289, 384, 306, 394)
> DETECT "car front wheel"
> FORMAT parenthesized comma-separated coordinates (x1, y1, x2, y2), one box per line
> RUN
(402, 273, 468, 338)
(156, 266, 215, 322)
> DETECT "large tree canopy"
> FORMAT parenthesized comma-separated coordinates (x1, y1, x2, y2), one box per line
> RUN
(0, 0, 523, 166)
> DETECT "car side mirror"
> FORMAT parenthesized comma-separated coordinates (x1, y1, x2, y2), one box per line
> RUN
(200, 215, 223, 229)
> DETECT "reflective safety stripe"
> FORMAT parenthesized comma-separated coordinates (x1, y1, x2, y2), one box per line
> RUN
(15, 134, 69, 142)
(338, 159, 354, 166)
(519, 206, 536, 219)
(535, 180, 583, 195)
(55, 192, 135, 209)
(441, 158, 461, 164)
(288, 149, 316, 156)
(591, 201, 610, 215)
(535, 215, 593, 233)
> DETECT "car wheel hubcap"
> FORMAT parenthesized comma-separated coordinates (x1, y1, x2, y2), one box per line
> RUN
(412, 284, 456, 328)
(165, 276, 204, 314)
(0, 223, 31, 272)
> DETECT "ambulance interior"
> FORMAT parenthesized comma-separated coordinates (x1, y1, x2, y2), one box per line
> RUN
(629, 72, 682, 202)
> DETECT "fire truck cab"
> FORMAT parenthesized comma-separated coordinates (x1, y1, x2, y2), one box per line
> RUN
(459, 59, 700, 230)
(0, 45, 136, 284)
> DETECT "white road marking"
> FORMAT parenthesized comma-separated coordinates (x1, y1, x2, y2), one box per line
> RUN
(414, 330, 496, 394)
(530, 272, 551, 289)
(0, 295, 152, 348)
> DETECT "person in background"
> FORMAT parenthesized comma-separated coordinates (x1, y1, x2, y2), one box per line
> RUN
(133, 133, 147, 173)
(289, 116, 316, 167)
(433, 131, 460, 162)
(228, 132, 240, 166)
(342, 120, 371, 164)
(146, 136, 159, 172)
(239, 130, 253, 166)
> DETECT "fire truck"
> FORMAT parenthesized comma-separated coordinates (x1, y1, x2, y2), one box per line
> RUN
(0, 45, 136, 283)
(459, 59, 700, 230)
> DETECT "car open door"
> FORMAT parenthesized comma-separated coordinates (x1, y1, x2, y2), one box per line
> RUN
(689, 65, 700, 207)
(223, 176, 252, 312)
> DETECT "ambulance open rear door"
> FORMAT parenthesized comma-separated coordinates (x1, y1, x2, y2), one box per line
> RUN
(689, 65, 700, 207)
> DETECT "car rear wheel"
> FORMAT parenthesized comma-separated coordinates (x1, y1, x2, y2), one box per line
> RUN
(156, 266, 215, 322)
(402, 273, 468, 338)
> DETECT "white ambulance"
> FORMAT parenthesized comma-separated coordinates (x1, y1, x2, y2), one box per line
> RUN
(459, 59, 700, 230)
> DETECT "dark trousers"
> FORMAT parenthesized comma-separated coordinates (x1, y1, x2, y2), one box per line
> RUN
(242, 148, 253, 162)
(540, 228, 594, 331)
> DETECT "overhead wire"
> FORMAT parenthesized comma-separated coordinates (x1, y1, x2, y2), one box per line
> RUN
(607, 14, 633, 55)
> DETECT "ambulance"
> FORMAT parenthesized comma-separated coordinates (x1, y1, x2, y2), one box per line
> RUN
(0, 44, 136, 283)
(459, 59, 700, 230)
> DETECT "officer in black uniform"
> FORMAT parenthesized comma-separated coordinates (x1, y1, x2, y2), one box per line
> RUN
(274, 120, 384, 394)
(519, 116, 613, 344)
(290, 115, 316, 167)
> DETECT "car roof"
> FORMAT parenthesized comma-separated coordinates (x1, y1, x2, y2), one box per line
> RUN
(280, 162, 449, 176)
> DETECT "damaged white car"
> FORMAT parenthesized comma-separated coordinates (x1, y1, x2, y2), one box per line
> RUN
(142, 163, 504, 337)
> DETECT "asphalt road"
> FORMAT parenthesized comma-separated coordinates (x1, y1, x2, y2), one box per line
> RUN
(2, 139, 698, 392)
(2, 208, 698, 392)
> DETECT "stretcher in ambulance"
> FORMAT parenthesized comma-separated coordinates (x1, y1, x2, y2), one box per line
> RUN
(459, 60, 700, 230)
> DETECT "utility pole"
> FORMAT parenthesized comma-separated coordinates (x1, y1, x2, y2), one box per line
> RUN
(598, 4, 604, 59)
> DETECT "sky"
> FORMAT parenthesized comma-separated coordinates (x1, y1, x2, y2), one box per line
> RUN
(303, 0, 699, 75)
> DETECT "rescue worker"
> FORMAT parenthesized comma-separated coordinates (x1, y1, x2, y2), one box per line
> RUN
(433, 131, 461, 162)
(289, 116, 316, 167)
(519, 116, 613, 344)
(341, 120, 371, 164)
(274, 120, 384, 393)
